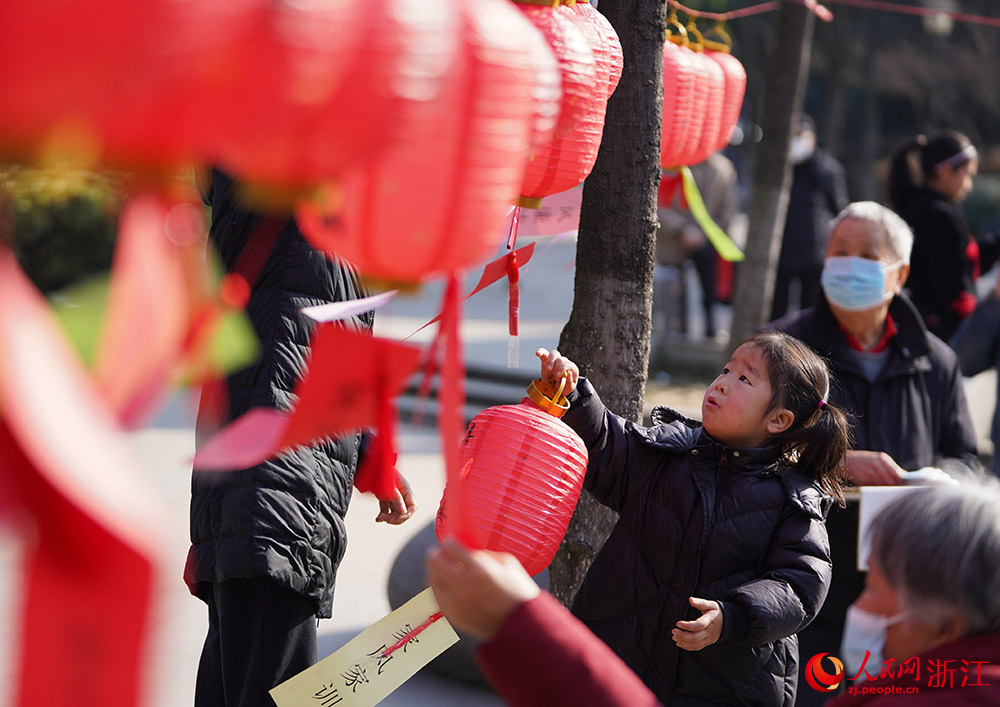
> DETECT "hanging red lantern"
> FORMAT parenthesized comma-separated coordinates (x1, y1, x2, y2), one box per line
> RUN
(660, 19, 697, 169)
(686, 24, 726, 166)
(296, 0, 545, 285)
(514, 1, 602, 209)
(436, 379, 588, 576)
(705, 25, 747, 153)
(570, 0, 623, 100)
(0, 0, 259, 173)
(523, 16, 563, 153)
(217, 0, 457, 200)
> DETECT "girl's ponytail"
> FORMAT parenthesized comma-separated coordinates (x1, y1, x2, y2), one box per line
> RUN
(887, 135, 926, 211)
(788, 401, 852, 506)
(887, 130, 973, 211)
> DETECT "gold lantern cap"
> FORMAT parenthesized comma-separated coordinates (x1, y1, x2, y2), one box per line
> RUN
(526, 377, 571, 417)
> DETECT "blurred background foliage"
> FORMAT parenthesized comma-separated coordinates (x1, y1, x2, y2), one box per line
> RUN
(1, 164, 121, 293)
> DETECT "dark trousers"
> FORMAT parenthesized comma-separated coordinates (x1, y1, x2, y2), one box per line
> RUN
(195, 577, 318, 707)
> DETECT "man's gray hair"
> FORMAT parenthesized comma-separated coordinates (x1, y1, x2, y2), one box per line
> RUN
(829, 201, 914, 263)
(869, 481, 1000, 636)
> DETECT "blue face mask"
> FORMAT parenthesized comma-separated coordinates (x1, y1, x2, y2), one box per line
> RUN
(821, 256, 901, 312)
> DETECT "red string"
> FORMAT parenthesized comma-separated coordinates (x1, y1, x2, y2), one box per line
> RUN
(667, 0, 1000, 28)
(823, 0, 1000, 28)
(666, 0, 782, 21)
(381, 612, 445, 658)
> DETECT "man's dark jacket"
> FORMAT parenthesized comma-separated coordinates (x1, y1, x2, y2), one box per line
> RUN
(563, 379, 833, 707)
(769, 293, 981, 623)
(770, 293, 980, 478)
(185, 171, 373, 618)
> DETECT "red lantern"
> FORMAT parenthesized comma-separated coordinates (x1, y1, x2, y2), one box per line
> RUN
(706, 41, 747, 153)
(660, 25, 697, 168)
(436, 380, 588, 576)
(296, 0, 543, 284)
(570, 0, 623, 99)
(687, 41, 725, 165)
(217, 0, 457, 198)
(0, 0, 259, 172)
(514, 2, 601, 209)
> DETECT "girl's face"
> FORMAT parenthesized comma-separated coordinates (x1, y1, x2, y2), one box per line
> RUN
(934, 156, 977, 202)
(702, 344, 789, 448)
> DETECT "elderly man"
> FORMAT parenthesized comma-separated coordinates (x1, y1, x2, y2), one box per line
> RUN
(769, 200, 982, 706)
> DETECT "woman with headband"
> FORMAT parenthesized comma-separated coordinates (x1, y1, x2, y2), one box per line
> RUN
(887, 130, 980, 340)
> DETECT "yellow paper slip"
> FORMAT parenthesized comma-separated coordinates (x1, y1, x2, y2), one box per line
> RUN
(270, 588, 460, 707)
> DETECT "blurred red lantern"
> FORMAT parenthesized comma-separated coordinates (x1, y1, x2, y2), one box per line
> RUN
(570, 0, 623, 100)
(296, 0, 544, 285)
(0, 0, 259, 173)
(705, 29, 747, 153)
(217, 0, 457, 199)
(660, 23, 697, 169)
(515, 1, 601, 209)
(436, 380, 588, 576)
(686, 28, 726, 166)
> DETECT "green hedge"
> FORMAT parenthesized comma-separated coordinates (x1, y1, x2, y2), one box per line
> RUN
(2, 165, 121, 293)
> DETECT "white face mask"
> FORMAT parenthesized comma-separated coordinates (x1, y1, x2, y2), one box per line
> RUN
(841, 605, 908, 679)
(789, 134, 816, 164)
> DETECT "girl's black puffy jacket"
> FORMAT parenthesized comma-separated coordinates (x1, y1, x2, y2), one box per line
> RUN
(564, 379, 833, 707)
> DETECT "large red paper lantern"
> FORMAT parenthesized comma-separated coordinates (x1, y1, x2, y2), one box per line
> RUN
(707, 43, 747, 153)
(296, 0, 544, 284)
(515, 2, 602, 208)
(0, 0, 260, 173)
(660, 26, 698, 168)
(436, 380, 588, 576)
(217, 0, 456, 197)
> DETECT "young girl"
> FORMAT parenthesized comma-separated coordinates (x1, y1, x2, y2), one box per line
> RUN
(537, 330, 850, 707)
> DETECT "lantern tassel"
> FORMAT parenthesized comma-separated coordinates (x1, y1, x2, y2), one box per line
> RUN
(439, 273, 476, 548)
(507, 249, 521, 368)
(353, 373, 400, 501)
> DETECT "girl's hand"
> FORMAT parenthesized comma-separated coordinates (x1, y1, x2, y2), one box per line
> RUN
(672, 597, 723, 651)
(535, 348, 579, 395)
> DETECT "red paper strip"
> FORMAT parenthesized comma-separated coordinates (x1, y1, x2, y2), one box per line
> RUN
(0, 250, 164, 707)
(438, 274, 477, 548)
(194, 326, 421, 472)
(93, 193, 191, 427)
(405, 242, 536, 338)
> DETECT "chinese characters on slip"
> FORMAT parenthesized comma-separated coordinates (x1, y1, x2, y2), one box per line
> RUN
(269, 589, 458, 707)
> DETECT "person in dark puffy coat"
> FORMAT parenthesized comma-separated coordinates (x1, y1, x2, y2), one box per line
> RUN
(536, 330, 850, 706)
(185, 170, 416, 707)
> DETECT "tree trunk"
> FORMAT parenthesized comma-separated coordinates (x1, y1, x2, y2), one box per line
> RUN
(728, 3, 816, 354)
(548, 0, 665, 608)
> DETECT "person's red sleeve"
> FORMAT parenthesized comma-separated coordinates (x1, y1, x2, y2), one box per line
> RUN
(476, 592, 661, 707)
